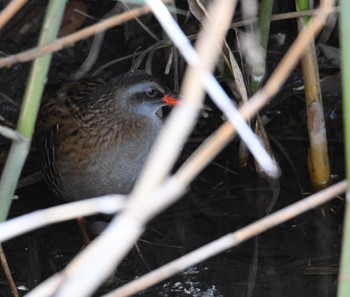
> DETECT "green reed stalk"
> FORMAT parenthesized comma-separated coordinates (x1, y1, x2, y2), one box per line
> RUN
(338, 0, 350, 296)
(0, 0, 67, 221)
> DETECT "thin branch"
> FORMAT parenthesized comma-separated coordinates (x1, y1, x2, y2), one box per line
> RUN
(231, 6, 339, 28)
(0, 125, 27, 142)
(0, 5, 151, 68)
(0, 243, 20, 297)
(0, 195, 125, 242)
(0, 0, 28, 29)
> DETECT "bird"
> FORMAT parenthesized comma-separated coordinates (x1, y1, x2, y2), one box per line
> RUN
(36, 70, 179, 202)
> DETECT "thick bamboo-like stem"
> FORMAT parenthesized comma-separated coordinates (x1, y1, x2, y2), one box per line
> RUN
(338, 1, 350, 296)
(296, 0, 331, 189)
(0, 0, 67, 221)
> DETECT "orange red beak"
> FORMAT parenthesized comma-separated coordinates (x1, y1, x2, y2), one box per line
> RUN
(163, 92, 180, 106)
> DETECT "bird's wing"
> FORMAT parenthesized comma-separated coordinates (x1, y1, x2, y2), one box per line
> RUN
(41, 123, 64, 198)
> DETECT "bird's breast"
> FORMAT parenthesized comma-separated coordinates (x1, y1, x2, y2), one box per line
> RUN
(55, 117, 162, 201)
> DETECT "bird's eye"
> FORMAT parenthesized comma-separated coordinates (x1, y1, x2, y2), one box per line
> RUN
(146, 88, 157, 97)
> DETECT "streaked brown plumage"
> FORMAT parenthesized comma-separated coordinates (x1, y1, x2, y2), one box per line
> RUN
(36, 70, 177, 201)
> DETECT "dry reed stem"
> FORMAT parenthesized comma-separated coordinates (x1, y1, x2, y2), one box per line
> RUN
(0, 243, 20, 297)
(0, 195, 125, 242)
(297, 15, 330, 188)
(104, 180, 347, 297)
(0, 0, 28, 29)
(232, 6, 339, 28)
(0, 5, 151, 68)
(0, 125, 26, 142)
(24, 275, 62, 297)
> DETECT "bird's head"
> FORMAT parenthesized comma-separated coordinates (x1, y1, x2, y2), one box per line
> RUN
(107, 70, 179, 116)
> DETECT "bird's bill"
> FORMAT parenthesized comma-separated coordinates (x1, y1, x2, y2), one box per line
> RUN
(163, 93, 180, 105)
(163, 94, 212, 111)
